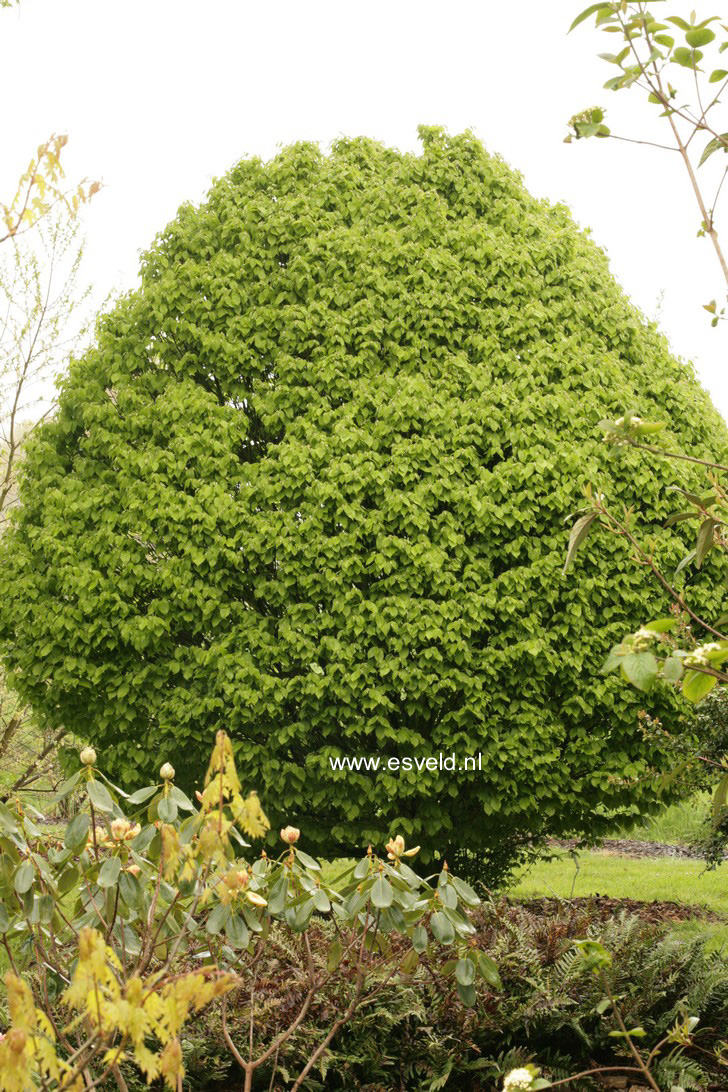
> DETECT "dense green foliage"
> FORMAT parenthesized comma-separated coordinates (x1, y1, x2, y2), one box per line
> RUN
(0, 127, 726, 870)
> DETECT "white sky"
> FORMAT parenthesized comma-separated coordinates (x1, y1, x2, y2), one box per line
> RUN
(2, 0, 727, 418)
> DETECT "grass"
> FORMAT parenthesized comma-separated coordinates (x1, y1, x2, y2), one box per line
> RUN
(508, 848, 728, 916)
(614, 792, 712, 845)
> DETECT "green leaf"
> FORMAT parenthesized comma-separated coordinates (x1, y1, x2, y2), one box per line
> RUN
(371, 875, 394, 909)
(664, 510, 696, 527)
(64, 812, 90, 850)
(712, 772, 728, 825)
(675, 549, 696, 576)
(602, 645, 623, 674)
(682, 669, 718, 703)
(430, 910, 455, 945)
(0, 904, 10, 933)
(49, 770, 82, 805)
(477, 952, 502, 989)
(644, 618, 676, 633)
(295, 849, 321, 871)
(450, 876, 480, 906)
(455, 957, 476, 986)
(0, 802, 18, 835)
(286, 897, 315, 932)
(633, 421, 666, 436)
(456, 981, 477, 1007)
(38, 894, 54, 925)
(412, 925, 428, 953)
(661, 656, 684, 683)
(563, 512, 597, 574)
(119, 870, 142, 908)
(327, 937, 343, 971)
(709, 68, 728, 82)
(126, 785, 159, 805)
(400, 948, 419, 974)
(621, 652, 658, 692)
(14, 859, 34, 895)
(87, 779, 114, 814)
(58, 866, 79, 895)
(169, 786, 196, 812)
(353, 857, 370, 880)
(569, 2, 613, 33)
(313, 888, 331, 912)
(157, 796, 178, 823)
(699, 133, 728, 166)
(225, 912, 250, 948)
(686, 27, 715, 47)
(267, 876, 288, 915)
(673, 45, 703, 67)
(206, 903, 230, 935)
(695, 518, 718, 568)
(98, 857, 121, 888)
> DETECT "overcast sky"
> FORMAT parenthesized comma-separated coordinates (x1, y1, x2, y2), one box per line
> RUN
(3, 0, 727, 418)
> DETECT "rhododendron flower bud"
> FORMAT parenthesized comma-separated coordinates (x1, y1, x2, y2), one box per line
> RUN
(386, 835, 405, 859)
(80, 746, 96, 766)
(246, 890, 267, 907)
(237, 870, 249, 888)
(280, 825, 300, 844)
(195, 790, 204, 802)
(111, 817, 131, 841)
(126, 864, 140, 876)
(159, 762, 175, 780)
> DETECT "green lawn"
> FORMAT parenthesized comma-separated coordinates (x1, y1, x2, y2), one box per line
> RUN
(615, 792, 712, 845)
(509, 849, 728, 916)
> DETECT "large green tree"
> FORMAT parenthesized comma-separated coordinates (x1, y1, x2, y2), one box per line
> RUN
(0, 127, 725, 875)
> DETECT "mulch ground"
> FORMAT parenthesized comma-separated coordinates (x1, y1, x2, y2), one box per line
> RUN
(514, 894, 724, 924)
(550, 836, 728, 860)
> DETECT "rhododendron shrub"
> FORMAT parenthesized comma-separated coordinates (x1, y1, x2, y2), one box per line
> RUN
(0, 734, 487, 1091)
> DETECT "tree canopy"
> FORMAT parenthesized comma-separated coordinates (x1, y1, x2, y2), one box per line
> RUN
(1, 127, 725, 875)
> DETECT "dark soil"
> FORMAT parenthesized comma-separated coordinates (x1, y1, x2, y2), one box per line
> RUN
(550, 836, 727, 860)
(513, 894, 724, 924)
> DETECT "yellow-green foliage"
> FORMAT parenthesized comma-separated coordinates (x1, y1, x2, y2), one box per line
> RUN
(1, 128, 726, 873)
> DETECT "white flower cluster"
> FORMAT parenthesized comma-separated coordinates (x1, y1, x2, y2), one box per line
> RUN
(684, 642, 722, 667)
(502, 1068, 535, 1091)
(632, 626, 656, 652)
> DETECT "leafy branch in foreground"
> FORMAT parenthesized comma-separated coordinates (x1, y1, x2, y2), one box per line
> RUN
(567, 1, 728, 310)
(564, 410, 728, 864)
(1, 136, 100, 248)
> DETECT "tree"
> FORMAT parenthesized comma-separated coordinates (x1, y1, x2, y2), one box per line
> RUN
(566, 1, 728, 312)
(0, 127, 725, 878)
(0, 208, 93, 800)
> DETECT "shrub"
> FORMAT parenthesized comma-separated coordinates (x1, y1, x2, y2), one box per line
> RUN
(0, 127, 726, 874)
(0, 733, 485, 1091)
